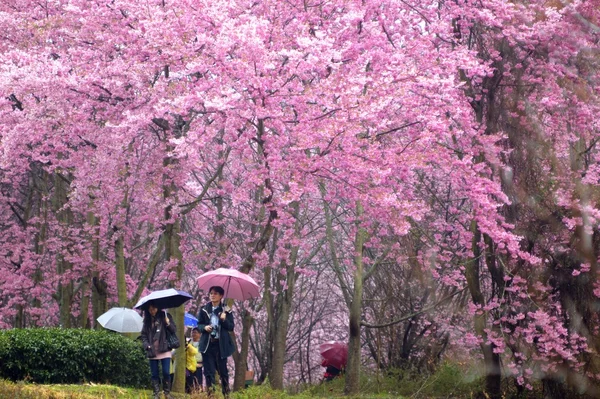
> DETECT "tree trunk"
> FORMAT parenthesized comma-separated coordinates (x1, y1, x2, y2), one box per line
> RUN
(262, 243, 276, 387)
(235, 119, 278, 389)
(53, 171, 74, 328)
(79, 277, 90, 328)
(163, 128, 185, 392)
(165, 215, 186, 394)
(92, 271, 108, 328)
(233, 310, 254, 390)
(345, 202, 367, 395)
(115, 235, 127, 307)
(82, 212, 108, 328)
(32, 170, 49, 322)
(270, 254, 298, 389)
(269, 202, 300, 390)
(467, 221, 501, 399)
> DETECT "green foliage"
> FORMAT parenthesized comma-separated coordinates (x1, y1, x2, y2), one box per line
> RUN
(298, 374, 407, 398)
(401, 362, 484, 398)
(297, 363, 483, 398)
(0, 328, 150, 388)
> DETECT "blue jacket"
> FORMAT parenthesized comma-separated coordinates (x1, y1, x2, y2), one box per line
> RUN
(197, 302, 235, 358)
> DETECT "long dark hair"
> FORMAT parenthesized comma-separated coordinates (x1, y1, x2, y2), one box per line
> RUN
(142, 304, 165, 329)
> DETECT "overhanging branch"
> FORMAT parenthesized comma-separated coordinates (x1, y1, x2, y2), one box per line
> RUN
(361, 287, 467, 328)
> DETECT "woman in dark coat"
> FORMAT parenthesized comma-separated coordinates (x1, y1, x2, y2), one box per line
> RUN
(140, 302, 176, 399)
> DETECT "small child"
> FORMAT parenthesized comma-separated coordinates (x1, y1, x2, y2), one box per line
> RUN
(185, 337, 199, 393)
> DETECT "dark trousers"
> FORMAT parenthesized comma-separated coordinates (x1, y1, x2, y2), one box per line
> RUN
(185, 367, 203, 393)
(203, 340, 230, 395)
(195, 367, 203, 390)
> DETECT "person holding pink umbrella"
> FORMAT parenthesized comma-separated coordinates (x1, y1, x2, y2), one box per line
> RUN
(197, 286, 235, 398)
(196, 268, 260, 301)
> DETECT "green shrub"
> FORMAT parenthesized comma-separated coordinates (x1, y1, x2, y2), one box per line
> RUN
(0, 328, 149, 388)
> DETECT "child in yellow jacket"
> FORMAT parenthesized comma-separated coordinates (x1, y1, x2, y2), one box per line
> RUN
(185, 337, 199, 393)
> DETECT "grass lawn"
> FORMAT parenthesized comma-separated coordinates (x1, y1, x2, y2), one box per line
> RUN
(0, 379, 411, 399)
(0, 362, 489, 398)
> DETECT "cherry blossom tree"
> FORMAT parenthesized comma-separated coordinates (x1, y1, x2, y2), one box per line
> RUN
(1, 0, 599, 397)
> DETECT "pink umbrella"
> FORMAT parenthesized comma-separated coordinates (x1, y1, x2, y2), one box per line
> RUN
(196, 268, 260, 301)
(319, 341, 348, 370)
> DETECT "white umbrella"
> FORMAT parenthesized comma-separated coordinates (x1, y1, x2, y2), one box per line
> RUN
(97, 307, 144, 333)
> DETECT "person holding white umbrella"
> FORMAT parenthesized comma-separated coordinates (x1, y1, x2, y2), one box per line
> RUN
(97, 307, 143, 333)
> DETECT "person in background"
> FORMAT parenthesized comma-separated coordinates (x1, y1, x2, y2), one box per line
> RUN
(190, 327, 204, 391)
(198, 286, 235, 398)
(323, 365, 341, 381)
(140, 303, 176, 399)
(185, 337, 199, 393)
(321, 358, 342, 382)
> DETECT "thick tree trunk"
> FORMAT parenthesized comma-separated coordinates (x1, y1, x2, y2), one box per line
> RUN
(467, 222, 501, 399)
(270, 257, 298, 390)
(32, 171, 49, 323)
(92, 271, 108, 327)
(345, 202, 367, 395)
(163, 123, 186, 392)
(233, 310, 254, 390)
(53, 171, 74, 328)
(15, 169, 41, 328)
(270, 202, 300, 390)
(165, 215, 186, 394)
(85, 211, 106, 328)
(79, 277, 90, 328)
(263, 254, 275, 387)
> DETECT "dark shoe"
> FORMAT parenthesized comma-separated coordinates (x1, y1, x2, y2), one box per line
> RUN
(222, 381, 231, 398)
(163, 378, 174, 399)
(151, 379, 161, 399)
(206, 385, 217, 398)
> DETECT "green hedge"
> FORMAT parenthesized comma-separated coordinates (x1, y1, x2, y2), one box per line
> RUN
(0, 328, 150, 388)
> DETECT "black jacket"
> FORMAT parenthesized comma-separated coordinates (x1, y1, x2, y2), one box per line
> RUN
(197, 302, 235, 358)
(140, 311, 176, 358)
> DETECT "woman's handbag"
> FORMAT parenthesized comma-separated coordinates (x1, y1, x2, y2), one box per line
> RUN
(166, 327, 180, 349)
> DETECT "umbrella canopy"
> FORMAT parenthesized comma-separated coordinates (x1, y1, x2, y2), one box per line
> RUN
(97, 307, 143, 333)
(184, 312, 198, 327)
(196, 268, 260, 301)
(133, 288, 193, 310)
(319, 341, 348, 370)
